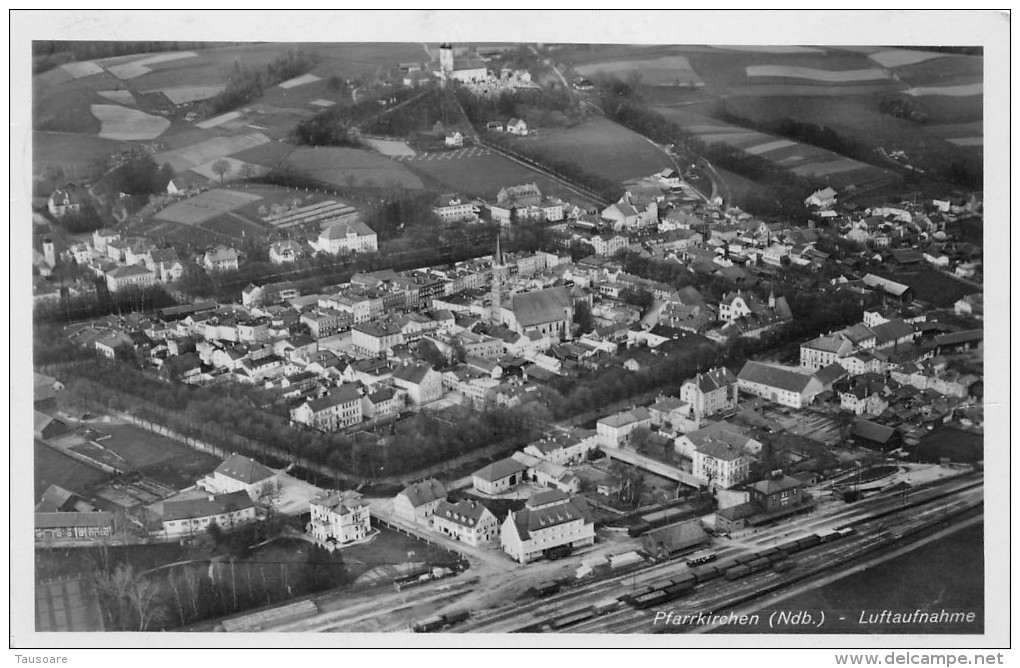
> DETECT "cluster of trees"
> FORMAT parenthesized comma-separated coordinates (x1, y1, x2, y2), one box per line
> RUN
(106, 155, 175, 198)
(33, 284, 178, 328)
(52, 359, 544, 481)
(455, 86, 582, 131)
(716, 107, 874, 165)
(76, 530, 350, 631)
(878, 95, 932, 125)
(596, 80, 816, 219)
(205, 50, 319, 116)
(55, 203, 105, 233)
(294, 86, 464, 145)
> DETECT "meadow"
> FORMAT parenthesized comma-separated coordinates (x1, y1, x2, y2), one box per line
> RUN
(507, 116, 673, 185)
(575, 55, 704, 87)
(402, 149, 597, 205)
(283, 146, 424, 189)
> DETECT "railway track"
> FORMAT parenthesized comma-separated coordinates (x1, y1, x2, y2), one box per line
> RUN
(454, 474, 981, 634)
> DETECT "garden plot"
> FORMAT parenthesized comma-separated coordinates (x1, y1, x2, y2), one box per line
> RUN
(262, 200, 359, 229)
(156, 84, 226, 105)
(196, 110, 243, 129)
(90, 104, 170, 140)
(791, 159, 866, 178)
(744, 139, 797, 155)
(868, 49, 947, 68)
(363, 137, 416, 157)
(96, 89, 135, 105)
(155, 188, 263, 225)
(575, 55, 704, 87)
(905, 83, 983, 97)
(153, 132, 271, 171)
(746, 65, 890, 82)
(279, 73, 322, 89)
(60, 61, 104, 79)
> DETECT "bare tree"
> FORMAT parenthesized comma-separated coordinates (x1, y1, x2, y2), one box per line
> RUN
(126, 574, 163, 631)
(211, 159, 232, 185)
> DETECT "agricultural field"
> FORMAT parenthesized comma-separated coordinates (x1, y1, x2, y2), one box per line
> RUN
(653, 105, 895, 190)
(33, 131, 131, 178)
(91, 104, 170, 140)
(745, 65, 890, 83)
(507, 116, 674, 185)
(154, 187, 263, 225)
(283, 146, 424, 189)
(575, 55, 704, 87)
(189, 156, 267, 183)
(399, 147, 597, 205)
(153, 133, 271, 172)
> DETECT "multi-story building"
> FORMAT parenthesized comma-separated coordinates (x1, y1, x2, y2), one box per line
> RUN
(596, 406, 651, 448)
(351, 321, 404, 357)
(315, 220, 378, 255)
(290, 385, 363, 431)
(162, 492, 256, 538)
(737, 361, 823, 409)
(200, 454, 278, 502)
(692, 440, 750, 490)
(432, 499, 499, 546)
(679, 367, 738, 419)
(393, 479, 447, 525)
(105, 264, 157, 292)
(307, 492, 371, 547)
(433, 194, 476, 223)
(500, 490, 595, 564)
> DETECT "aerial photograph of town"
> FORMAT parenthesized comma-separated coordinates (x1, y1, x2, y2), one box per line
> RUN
(15, 9, 1007, 658)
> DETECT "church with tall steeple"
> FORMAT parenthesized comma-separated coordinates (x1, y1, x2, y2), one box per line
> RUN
(490, 231, 507, 326)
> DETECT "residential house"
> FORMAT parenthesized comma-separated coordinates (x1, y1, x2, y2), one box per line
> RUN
(505, 118, 528, 136)
(748, 474, 806, 513)
(307, 492, 371, 547)
(204, 246, 239, 272)
(804, 187, 837, 209)
(269, 239, 305, 265)
(647, 396, 693, 433)
(737, 361, 824, 409)
(675, 420, 761, 460)
(393, 479, 448, 525)
(47, 184, 85, 219)
(596, 406, 652, 448)
(290, 384, 364, 431)
(432, 499, 499, 546)
(500, 490, 595, 564)
(352, 320, 404, 357)
(679, 367, 738, 420)
(445, 132, 464, 148)
(692, 439, 750, 490)
(200, 454, 278, 502)
(392, 363, 443, 406)
(162, 492, 256, 538)
(105, 264, 156, 292)
(591, 234, 629, 257)
(522, 428, 598, 466)
(361, 386, 399, 420)
(836, 374, 892, 416)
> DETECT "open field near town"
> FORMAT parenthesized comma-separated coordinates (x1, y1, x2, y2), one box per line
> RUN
(284, 146, 424, 189)
(33, 131, 131, 175)
(154, 133, 271, 171)
(400, 147, 597, 205)
(342, 527, 462, 582)
(155, 187, 263, 225)
(96, 89, 136, 105)
(653, 105, 894, 190)
(867, 49, 949, 68)
(891, 54, 983, 87)
(150, 84, 226, 105)
(746, 65, 890, 83)
(34, 441, 112, 499)
(875, 266, 976, 308)
(507, 116, 674, 185)
(91, 104, 171, 140)
(189, 156, 267, 183)
(905, 83, 983, 97)
(575, 55, 704, 87)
